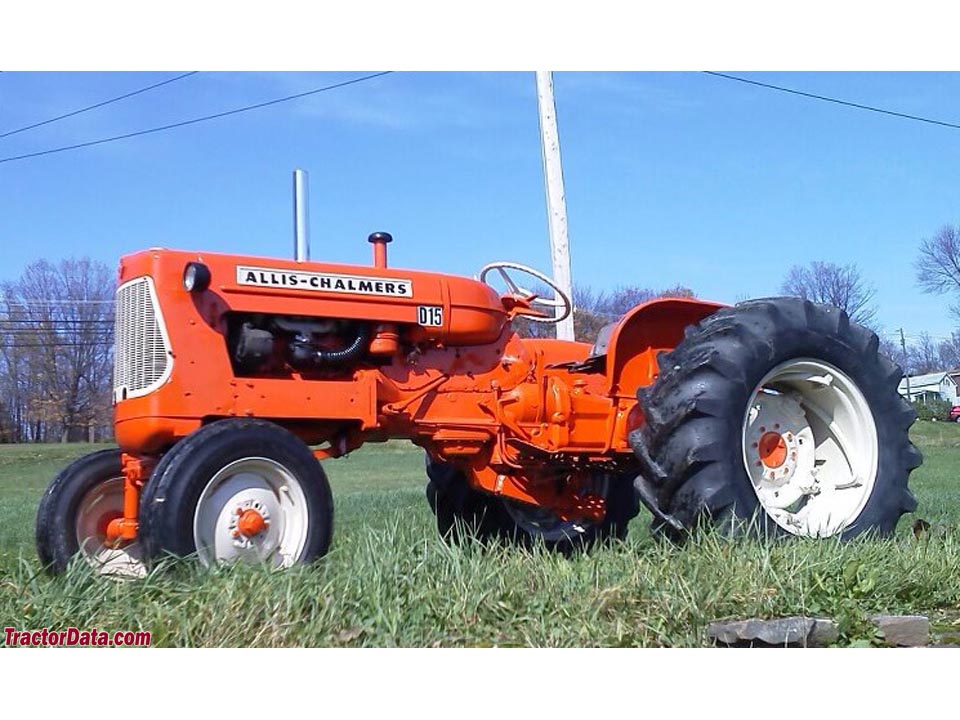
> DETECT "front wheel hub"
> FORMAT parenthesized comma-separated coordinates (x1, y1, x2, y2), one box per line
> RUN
(227, 499, 272, 547)
(74, 476, 147, 578)
(194, 457, 309, 566)
(235, 507, 269, 538)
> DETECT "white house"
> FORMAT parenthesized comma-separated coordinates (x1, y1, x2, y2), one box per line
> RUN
(897, 371, 960, 405)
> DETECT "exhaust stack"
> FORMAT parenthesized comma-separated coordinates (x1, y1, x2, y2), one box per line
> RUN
(293, 169, 310, 262)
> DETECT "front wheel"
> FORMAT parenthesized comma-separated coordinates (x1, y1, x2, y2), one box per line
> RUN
(139, 419, 333, 568)
(630, 297, 921, 540)
(36, 449, 147, 577)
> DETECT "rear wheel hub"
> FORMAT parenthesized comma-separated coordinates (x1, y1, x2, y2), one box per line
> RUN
(742, 358, 879, 536)
(758, 431, 788, 468)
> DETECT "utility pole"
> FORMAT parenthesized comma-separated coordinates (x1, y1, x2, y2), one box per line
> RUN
(900, 328, 912, 401)
(536, 71, 575, 341)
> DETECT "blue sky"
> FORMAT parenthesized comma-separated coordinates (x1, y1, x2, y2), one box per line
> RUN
(2, 71, 960, 345)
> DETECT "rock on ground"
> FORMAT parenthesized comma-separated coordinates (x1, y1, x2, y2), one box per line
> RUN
(708, 617, 839, 647)
(870, 615, 930, 647)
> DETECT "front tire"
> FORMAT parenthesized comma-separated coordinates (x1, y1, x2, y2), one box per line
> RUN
(36, 449, 147, 577)
(630, 297, 921, 540)
(140, 419, 333, 568)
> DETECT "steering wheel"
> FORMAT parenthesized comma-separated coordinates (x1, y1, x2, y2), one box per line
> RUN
(478, 261, 572, 324)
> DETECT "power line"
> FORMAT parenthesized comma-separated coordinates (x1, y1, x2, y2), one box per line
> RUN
(0, 71, 199, 139)
(0, 325, 112, 331)
(1, 299, 113, 305)
(0, 329, 112, 334)
(0, 318, 113, 324)
(0, 71, 394, 165)
(0, 325, 113, 331)
(0, 334, 114, 339)
(0, 342, 113, 348)
(703, 71, 960, 131)
(0, 329, 113, 333)
(1, 344, 114, 349)
(0, 313, 111, 320)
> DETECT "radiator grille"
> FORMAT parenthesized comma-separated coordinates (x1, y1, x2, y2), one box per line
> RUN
(113, 276, 172, 401)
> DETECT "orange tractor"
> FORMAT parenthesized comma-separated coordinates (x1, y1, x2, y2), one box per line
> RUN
(37, 233, 921, 576)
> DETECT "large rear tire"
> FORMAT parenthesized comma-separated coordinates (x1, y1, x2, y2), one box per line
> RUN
(140, 419, 333, 568)
(425, 454, 637, 550)
(630, 297, 921, 540)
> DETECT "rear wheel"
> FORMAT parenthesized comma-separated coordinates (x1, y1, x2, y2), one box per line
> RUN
(140, 419, 333, 568)
(742, 358, 878, 536)
(425, 454, 636, 550)
(36, 449, 147, 577)
(630, 297, 921, 540)
(425, 455, 506, 543)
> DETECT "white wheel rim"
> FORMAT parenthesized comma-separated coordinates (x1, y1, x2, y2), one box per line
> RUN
(501, 474, 609, 542)
(75, 477, 147, 579)
(193, 457, 310, 568)
(741, 358, 879, 537)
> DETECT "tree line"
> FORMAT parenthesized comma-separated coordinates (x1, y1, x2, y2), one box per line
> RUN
(776, 224, 960, 377)
(0, 258, 114, 443)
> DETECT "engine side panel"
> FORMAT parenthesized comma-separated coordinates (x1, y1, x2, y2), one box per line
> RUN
(113, 248, 513, 450)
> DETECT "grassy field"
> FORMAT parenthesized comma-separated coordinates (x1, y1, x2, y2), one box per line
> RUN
(1, 424, 959, 647)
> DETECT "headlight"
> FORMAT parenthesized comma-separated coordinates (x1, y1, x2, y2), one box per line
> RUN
(183, 262, 211, 292)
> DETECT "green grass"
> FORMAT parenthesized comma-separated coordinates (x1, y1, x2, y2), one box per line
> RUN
(1, 425, 959, 647)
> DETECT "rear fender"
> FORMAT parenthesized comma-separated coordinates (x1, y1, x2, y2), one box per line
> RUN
(605, 298, 726, 396)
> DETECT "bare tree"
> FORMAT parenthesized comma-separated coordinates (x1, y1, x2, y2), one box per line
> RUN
(879, 336, 908, 372)
(916, 225, 960, 292)
(781, 261, 877, 327)
(878, 329, 960, 378)
(0, 258, 114, 442)
(938, 330, 960, 370)
(910, 332, 942, 375)
(915, 225, 960, 320)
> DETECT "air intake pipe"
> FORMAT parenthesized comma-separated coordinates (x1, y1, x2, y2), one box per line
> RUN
(288, 324, 371, 368)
